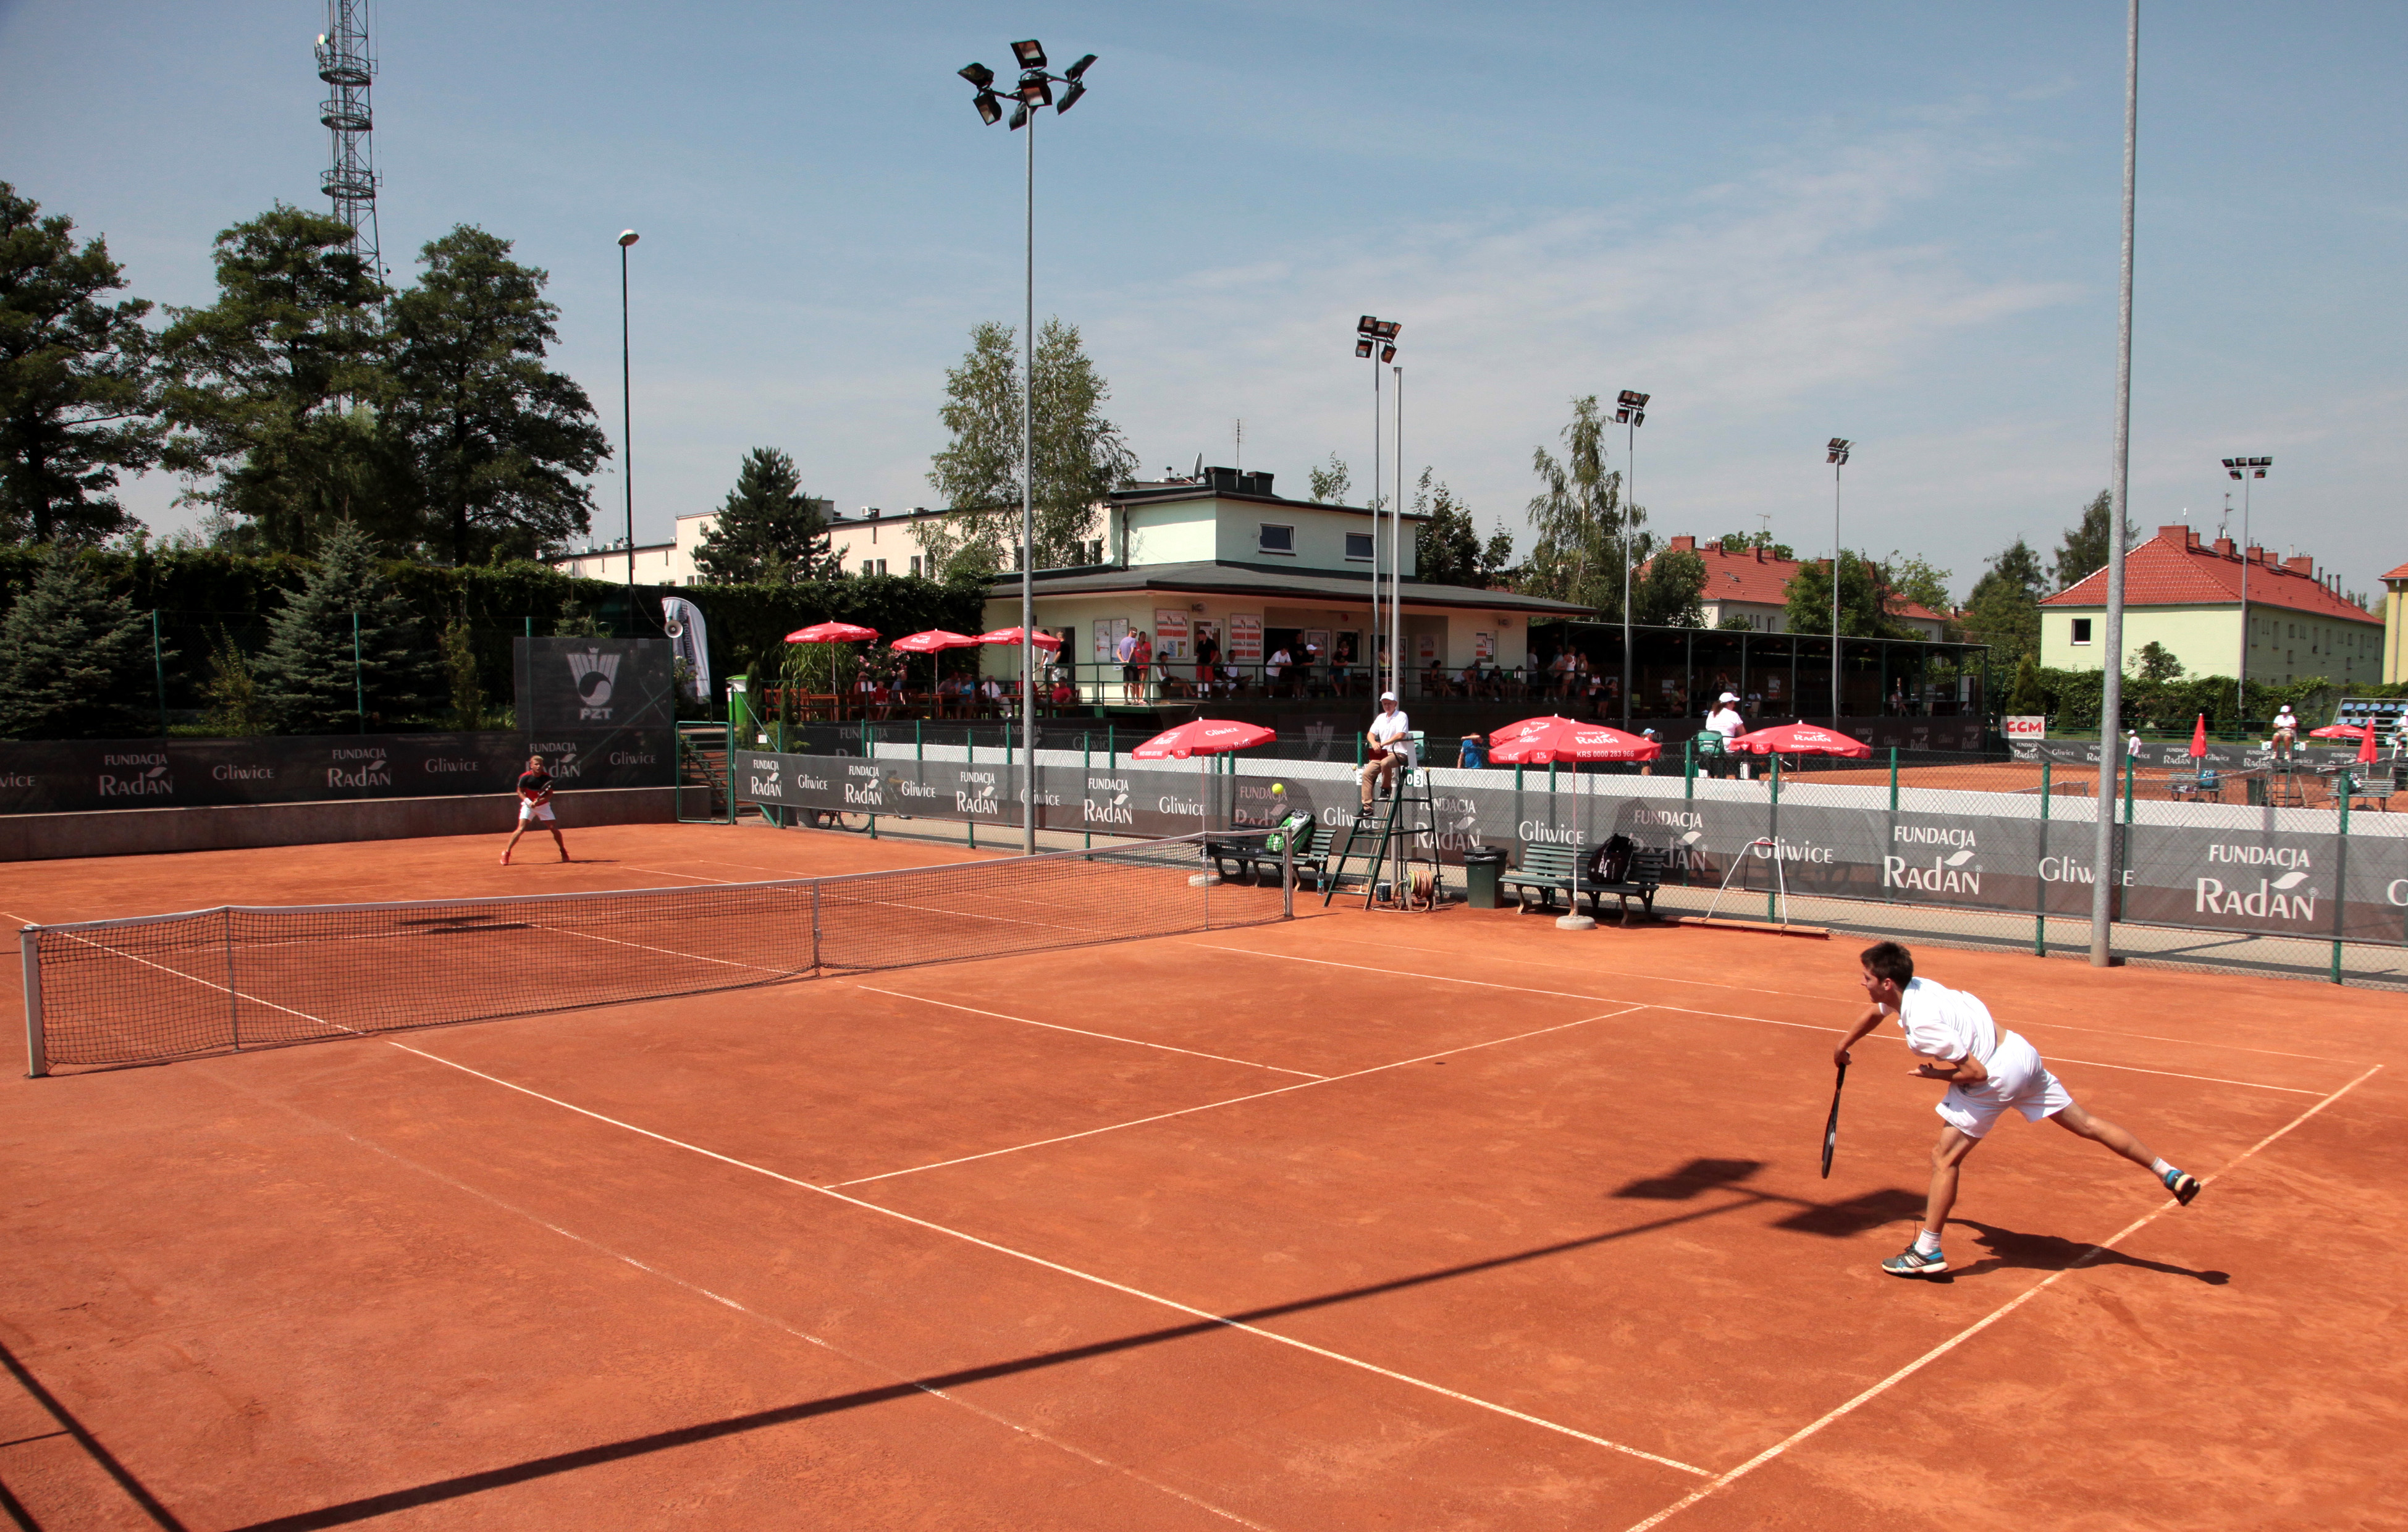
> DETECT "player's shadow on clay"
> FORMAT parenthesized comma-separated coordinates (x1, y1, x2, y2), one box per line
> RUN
(1952, 1219, 2228, 1284)
(1610, 1156, 1925, 1240)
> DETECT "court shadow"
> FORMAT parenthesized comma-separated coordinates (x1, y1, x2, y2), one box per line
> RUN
(1611, 1158, 1766, 1200)
(1952, 1219, 2229, 1284)
(1769, 1188, 1927, 1239)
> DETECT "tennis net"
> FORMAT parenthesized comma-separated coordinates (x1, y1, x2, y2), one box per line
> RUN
(21, 831, 1290, 1075)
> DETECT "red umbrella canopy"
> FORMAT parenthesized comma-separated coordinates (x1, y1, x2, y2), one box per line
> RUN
(1486, 716, 1661, 764)
(1130, 718, 1277, 760)
(2189, 713, 2210, 758)
(786, 621, 878, 644)
(975, 626, 1062, 648)
(890, 629, 981, 654)
(2359, 722, 2381, 765)
(2307, 723, 2373, 740)
(1727, 722, 1872, 758)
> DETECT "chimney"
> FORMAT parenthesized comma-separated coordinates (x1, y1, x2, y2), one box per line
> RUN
(2213, 536, 2235, 557)
(1755, 545, 1766, 563)
(2155, 524, 2188, 545)
(1670, 535, 1696, 552)
(2286, 553, 2313, 577)
(2246, 545, 2267, 564)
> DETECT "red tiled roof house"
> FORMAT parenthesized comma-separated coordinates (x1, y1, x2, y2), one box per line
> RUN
(1652, 537, 1948, 639)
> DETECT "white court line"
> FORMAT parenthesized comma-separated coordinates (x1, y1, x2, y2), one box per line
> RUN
(377, 1032, 1706, 1477)
(1282, 928, 2373, 1065)
(621, 865, 737, 883)
(831, 1009, 1640, 1189)
(1204, 948, 2330, 1096)
(1619, 1063, 2384, 1531)
(215, 1079, 1276, 1532)
(854, 986, 1325, 1079)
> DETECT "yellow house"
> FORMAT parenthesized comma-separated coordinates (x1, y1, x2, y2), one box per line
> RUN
(2384, 558, 2408, 684)
(2039, 524, 2385, 686)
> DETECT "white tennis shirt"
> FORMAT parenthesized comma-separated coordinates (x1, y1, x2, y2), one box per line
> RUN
(1369, 709, 1411, 747)
(1893, 977, 1999, 1066)
(1706, 706, 1744, 739)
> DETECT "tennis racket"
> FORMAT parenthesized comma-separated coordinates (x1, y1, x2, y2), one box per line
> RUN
(1819, 1060, 1848, 1179)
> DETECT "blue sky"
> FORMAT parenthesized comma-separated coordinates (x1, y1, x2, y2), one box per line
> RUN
(5, 1, 2402, 600)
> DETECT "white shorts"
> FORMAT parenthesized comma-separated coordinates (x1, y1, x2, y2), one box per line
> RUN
(1935, 1031, 2073, 1139)
(518, 801, 556, 823)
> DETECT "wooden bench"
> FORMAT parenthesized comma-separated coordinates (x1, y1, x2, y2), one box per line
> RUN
(2339, 767, 2400, 811)
(1499, 843, 1666, 924)
(1208, 823, 1329, 888)
(2168, 768, 2225, 801)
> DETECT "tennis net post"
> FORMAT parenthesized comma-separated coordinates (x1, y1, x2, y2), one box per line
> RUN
(22, 925, 46, 1079)
(1282, 830, 1295, 918)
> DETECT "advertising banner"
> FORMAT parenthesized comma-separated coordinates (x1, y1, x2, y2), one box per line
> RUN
(0, 729, 671, 816)
(513, 637, 675, 733)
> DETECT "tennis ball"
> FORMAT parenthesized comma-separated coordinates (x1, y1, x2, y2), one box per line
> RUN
(1271, 782, 1286, 796)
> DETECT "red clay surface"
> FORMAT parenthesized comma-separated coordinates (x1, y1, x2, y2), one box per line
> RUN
(3, 822, 2403, 1530)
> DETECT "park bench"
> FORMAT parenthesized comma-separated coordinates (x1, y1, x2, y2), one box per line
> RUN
(1208, 818, 1329, 888)
(2168, 767, 2225, 801)
(1499, 840, 1666, 924)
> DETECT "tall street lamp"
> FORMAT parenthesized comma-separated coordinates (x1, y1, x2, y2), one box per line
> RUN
(960, 41, 1096, 856)
(1354, 316, 1399, 696)
(2221, 455, 2271, 715)
(617, 229, 639, 634)
(1614, 390, 1649, 729)
(1391, 361, 1403, 711)
(1825, 437, 1852, 725)
(2087, 0, 2140, 969)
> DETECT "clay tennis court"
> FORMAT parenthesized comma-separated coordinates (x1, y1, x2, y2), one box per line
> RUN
(4, 822, 2402, 1530)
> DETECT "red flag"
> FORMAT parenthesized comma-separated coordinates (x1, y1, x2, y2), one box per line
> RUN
(2188, 713, 2208, 759)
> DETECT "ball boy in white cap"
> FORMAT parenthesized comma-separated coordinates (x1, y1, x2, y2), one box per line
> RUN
(1833, 940, 2201, 1277)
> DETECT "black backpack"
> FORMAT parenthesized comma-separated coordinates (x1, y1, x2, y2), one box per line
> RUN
(1587, 833, 1635, 885)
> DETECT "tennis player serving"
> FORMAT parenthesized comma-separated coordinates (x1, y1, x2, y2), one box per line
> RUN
(500, 754, 571, 866)
(1833, 940, 2200, 1278)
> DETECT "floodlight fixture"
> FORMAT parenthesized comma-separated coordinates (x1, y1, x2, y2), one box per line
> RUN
(973, 90, 1004, 125)
(1357, 314, 1380, 336)
(617, 229, 639, 247)
(1008, 101, 1030, 130)
(1355, 338, 1374, 358)
(1376, 319, 1401, 340)
(1379, 343, 1396, 362)
(1058, 78, 1085, 112)
(1065, 53, 1097, 81)
(959, 62, 995, 88)
(1017, 74, 1052, 106)
(1012, 39, 1046, 68)
(1827, 437, 1852, 465)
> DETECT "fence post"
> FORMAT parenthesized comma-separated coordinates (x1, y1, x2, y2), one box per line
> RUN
(2332, 774, 2351, 985)
(1083, 733, 1092, 849)
(21, 927, 46, 1079)
(1684, 738, 1695, 801)
(810, 882, 823, 974)
(966, 733, 976, 851)
(151, 610, 168, 736)
(1888, 746, 1899, 812)
(2036, 759, 2051, 956)
(352, 611, 364, 733)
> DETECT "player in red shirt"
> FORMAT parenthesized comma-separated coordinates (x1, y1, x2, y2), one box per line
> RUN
(500, 754, 571, 865)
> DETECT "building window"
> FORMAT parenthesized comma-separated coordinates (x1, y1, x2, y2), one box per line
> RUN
(861, 559, 875, 576)
(2071, 618, 2093, 646)
(1345, 532, 1374, 561)
(1258, 524, 1295, 555)
(909, 555, 923, 578)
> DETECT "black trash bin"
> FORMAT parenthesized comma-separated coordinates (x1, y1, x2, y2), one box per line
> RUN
(1462, 846, 1509, 909)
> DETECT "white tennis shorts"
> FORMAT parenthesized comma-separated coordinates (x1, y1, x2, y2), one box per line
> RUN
(518, 801, 555, 823)
(1935, 1030, 2072, 1138)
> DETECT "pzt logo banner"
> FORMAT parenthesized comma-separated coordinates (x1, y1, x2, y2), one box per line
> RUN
(568, 648, 622, 720)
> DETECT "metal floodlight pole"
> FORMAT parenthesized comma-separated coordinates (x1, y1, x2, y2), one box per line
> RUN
(618, 230, 639, 636)
(1392, 363, 1403, 709)
(2223, 455, 2268, 715)
(1021, 102, 1037, 856)
(2090, 0, 2141, 968)
(1825, 439, 1851, 725)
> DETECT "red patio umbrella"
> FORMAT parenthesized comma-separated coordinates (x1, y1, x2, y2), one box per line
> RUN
(2307, 722, 2373, 741)
(1726, 722, 1872, 758)
(975, 626, 1063, 648)
(1130, 718, 1277, 759)
(890, 630, 982, 713)
(1486, 716, 1661, 764)
(785, 621, 880, 720)
(2189, 713, 2209, 759)
(2359, 720, 2381, 766)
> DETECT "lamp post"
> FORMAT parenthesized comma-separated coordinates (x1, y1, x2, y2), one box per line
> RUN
(960, 41, 1095, 856)
(617, 229, 639, 635)
(1353, 316, 1400, 696)
(1614, 391, 1649, 729)
(2220, 455, 2270, 715)
(1825, 437, 1851, 725)
(2087, 0, 2139, 970)
(1391, 361, 1403, 706)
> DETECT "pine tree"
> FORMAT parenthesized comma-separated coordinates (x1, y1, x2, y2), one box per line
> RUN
(0, 546, 160, 738)
(2006, 655, 2047, 715)
(2052, 490, 2135, 592)
(252, 520, 435, 732)
(694, 447, 832, 583)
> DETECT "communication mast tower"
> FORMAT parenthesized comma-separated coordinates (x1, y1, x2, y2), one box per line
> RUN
(313, 0, 382, 278)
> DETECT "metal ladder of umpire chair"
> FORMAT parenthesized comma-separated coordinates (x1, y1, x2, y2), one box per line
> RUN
(1321, 765, 1439, 910)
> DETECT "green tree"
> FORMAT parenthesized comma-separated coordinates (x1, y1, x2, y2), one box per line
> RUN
(1307, 453, 1352, 505)
(922, 318, 1136, 577)
(1, 184, 164, 546)
(156, 203, 403, 557)
(694, 447, 833, 584)
(1716, 529, 1795, 560)
(387, 225, 607, 565)
(200, 626, 269, 735)
(1410, 469, 1509, 587)
(0, 545, 160, 738)
(2005, 654, 2047, 715)
(1885, 552, 1953, 615)
(439, 615, 485, 730)
(1782, 549, 1914, 639)
(1520, 395, 1631, 618)
(1633, 544, 1706, 628)
(251, 519, 435, 731)
(1958, 536, 2045, 668)
(2052, 489, 2134, 592)
(2132, 640, 2184, 681)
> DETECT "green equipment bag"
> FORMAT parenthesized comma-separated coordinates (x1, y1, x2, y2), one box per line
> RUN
(1263, 809, 1315, 856)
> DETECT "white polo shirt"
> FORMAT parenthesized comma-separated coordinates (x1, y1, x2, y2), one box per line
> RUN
(1706, 705, 1744, 740)
(1369, 708, 1410, 749)
(1893, 977, 1999, 1066)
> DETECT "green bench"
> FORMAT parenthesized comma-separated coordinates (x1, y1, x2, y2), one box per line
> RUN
(1208, 820, 1329, 888)
(1499, 841, 1667, 924)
